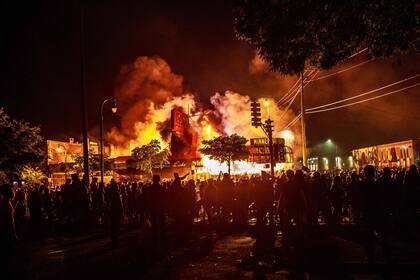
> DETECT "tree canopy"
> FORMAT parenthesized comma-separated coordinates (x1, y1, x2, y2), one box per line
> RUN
(200, 134, 249, 174)
(0, 107, 45, 179)
(234, 0, 419, 74)
(72, 150, 114, 177)
(131, 140, 171, 175)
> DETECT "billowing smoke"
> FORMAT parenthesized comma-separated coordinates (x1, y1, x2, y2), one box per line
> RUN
(108, 56, 196, 155)
(108, 55, 301, 159)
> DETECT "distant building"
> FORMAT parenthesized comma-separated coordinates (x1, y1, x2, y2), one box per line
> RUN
(307, 156, 352, 172)
(47, 138, 111, 186)
(352, 138, 420, 168)
(47, 138, 111, 165)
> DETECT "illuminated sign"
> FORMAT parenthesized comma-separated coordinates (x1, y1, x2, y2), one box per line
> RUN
(249, 137, 286, 163)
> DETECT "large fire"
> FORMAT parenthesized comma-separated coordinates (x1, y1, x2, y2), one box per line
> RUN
(107, 56, 300, 174)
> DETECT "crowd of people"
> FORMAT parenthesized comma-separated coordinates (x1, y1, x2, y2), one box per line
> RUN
(1, 164, 420, 274)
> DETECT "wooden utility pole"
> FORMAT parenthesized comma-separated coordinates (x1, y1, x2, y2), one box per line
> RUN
(300, 72, 307, 166)
(79, 1, 89, 184)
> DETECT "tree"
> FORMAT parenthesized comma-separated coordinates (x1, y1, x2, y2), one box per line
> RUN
(200, 134, 249, 174)
(72, 150, 114, 177)
(18, 164, 47, 186)
(0, 107, 45, 180)
(131, 140, 171, 175)
(234, 0, 419, 75)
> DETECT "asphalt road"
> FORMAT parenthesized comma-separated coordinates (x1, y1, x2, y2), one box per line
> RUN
(9, 224, 420, 280)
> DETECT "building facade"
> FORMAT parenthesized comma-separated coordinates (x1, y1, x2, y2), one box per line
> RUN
(352, 138, 420, 168)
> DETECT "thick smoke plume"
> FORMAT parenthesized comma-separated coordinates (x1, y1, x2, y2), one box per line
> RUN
(108, 55, 301, 158)
(108, 56, 196, 155)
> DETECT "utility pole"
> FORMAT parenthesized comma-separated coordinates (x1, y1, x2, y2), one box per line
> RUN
(100, 99, 117, 183)
(264, 119, 275, 178)
(79, 1, 89, 184)
(300, 72, 307, 167)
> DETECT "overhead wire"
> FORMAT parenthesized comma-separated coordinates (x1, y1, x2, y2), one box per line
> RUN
(278, 70, 320, 120)
(306, 82, 420, 114)
(358, 104, 420, 121)
(277, 68, 318, 106)
(306, 74, 420, 111)
(282, 113, 302, 130)
(311, 59, 374, 82)
(277, 76, 302, 104)
(278, 69, 319, 107)
(275, 47, 369, 118)
(346, 48, 368, 60)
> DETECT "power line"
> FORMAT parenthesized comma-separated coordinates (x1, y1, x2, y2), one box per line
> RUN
(277, 68, 318, 106)
(283, 113, 302, 130)
(311, 59, 374, 82)
(306, 83, 420, 114)
(278, 69, 319, 107)
(359, 104, 420, 121)
(277, 76, 302, 104)
(277, 69, 310, 104)
(278, 70, 320, 121)
(277, 48, 371, 103)
(347, 48, 368, 59)
(278, 91, 300, 120)
(306, 74, 420, 112)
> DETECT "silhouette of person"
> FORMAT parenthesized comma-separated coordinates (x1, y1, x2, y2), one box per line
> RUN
(219, 173, 235, 225)
(329, 176, 345, 226)
(92, 182, 105, 225)
(28, 186, 42, 236)
(360, 164, 391, 264)
(311, 171, 329, 225)
(147, 175, 166, 246)
(402, 165, 420, 230)
(346, 171, 362, 224)
(0, 184, 18, 279)
(280, 169, 307, 245)
(255, 172, 274, 227)
(203, 179, 217, 225)
(71, 173, 90, 230)
(106, 179, 123, 246)
(173, 172, 189, 188)
(60, 178, 72, 225)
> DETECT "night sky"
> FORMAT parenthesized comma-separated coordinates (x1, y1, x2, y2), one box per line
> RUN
(2, 0, 420, 153)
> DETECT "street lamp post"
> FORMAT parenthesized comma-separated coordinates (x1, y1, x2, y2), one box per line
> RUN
(326, 139, 338, 169)
(300, 72, 307, 167)
(100, 99, 117, 183)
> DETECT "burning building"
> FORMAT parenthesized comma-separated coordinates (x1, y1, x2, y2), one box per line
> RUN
(102, 56, 300, 177)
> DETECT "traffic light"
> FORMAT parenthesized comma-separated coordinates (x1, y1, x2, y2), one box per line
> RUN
(251, 99, 262, 127)
(264, 119, 274, 134)
(279, 144, 286, 162)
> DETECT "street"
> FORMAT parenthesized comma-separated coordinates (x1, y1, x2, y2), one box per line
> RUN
(10, 223, 420, 280)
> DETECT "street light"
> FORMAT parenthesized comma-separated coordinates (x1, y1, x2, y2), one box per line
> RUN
(280, 130, 294, 143)
(100, 98, 117, 183)
(325, 139, 338, 169)
(263, 99, 270, 117)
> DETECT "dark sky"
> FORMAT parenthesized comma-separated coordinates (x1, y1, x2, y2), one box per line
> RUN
(2, 0, 420, 153)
